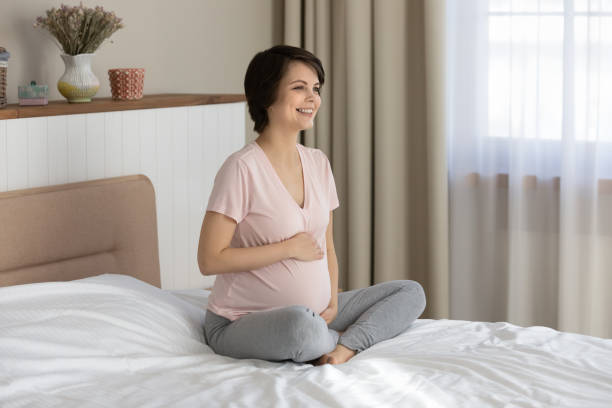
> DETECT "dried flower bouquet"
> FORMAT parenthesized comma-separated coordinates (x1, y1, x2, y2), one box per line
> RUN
(34, 2, 124, 55)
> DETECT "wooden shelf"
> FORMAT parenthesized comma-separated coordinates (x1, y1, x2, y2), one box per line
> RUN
(0, 93, 246, 120)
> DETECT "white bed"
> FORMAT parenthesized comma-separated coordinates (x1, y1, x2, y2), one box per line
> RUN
(1, 273, 611, 408)
(1, 176, 611, 407)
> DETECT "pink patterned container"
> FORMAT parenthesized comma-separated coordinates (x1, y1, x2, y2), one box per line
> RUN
(108, 68, 145, 100)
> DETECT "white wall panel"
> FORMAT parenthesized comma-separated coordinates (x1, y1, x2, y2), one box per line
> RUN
(6, 119, 28, 190)
(86, 113, 105, 180)
(218, 103, 232, 161)
(0, 102, 246, 290)
(27, 117, 48, 188)
(155, 108, 174, 289)
(232, 103, 246, 153)
(67, 114, 87, 183)
(47, 116, 68, 185)
(104, 112, 122, 178)
(139, 110, 157, 187)
(200, 106, 221, 289)
(122, 110, 140, 176)
(188, 106, 207, 289)
(172, 107, 190, 290)
(202, 104, 219, 204)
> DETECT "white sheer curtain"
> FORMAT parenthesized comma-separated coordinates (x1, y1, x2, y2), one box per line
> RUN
(447, 0, 612, 338)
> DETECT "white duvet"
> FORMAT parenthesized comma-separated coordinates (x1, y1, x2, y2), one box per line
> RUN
(1, 274, 611, 408)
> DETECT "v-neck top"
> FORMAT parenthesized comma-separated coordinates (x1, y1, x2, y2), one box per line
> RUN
(253, 140, 307, 210)
(205, 141, 340, 321)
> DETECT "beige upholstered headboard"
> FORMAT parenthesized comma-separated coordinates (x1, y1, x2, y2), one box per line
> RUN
(0, 175, 161, 288)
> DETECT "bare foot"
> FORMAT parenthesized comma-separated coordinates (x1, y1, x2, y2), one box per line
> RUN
(314, 344, 356, 366)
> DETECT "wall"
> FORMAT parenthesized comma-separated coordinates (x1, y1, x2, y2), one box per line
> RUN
(1, 103, 246, 290)
(0, 0, 283, 138)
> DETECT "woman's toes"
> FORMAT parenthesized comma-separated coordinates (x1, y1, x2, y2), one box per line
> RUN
(312, 344, 356, 366)
(313, 354, 329, 366)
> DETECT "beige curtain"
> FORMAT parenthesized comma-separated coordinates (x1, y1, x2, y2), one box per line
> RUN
(281, 0, 449, 319)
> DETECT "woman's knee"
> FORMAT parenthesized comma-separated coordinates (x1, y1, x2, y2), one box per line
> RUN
(281, 305, 326, 335)
(280, 306, 331, 355)
(394, 280, 427, 315)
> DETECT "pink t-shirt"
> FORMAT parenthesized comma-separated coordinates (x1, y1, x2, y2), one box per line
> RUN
(205, 141, 340, 321)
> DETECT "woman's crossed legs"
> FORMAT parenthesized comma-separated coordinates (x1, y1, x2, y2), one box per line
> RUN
(203, 280, 426, 364)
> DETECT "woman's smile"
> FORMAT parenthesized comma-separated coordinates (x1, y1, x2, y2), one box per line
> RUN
(296, 107, 315, 118)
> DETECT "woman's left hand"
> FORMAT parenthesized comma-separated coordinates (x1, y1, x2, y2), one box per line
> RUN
(319, 300, 338, 325)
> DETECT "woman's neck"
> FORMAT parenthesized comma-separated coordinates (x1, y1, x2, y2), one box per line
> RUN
(255, 126, 301, 166)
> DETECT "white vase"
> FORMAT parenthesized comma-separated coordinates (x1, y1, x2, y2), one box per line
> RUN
(57, 53, 100, 103)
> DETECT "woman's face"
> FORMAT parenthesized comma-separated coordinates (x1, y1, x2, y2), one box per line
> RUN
(267, 61, 321, 133)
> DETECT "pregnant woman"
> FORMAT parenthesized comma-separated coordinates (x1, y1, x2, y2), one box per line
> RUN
(199, 45, 426, 365)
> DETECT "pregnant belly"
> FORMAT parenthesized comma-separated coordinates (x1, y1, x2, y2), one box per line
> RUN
(228, 257, 332, 315)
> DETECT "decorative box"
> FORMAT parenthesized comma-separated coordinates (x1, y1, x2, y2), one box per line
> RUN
(0, 46, 9, 108)
(108, 68, 145, 100)
(18, 81, 49, 106)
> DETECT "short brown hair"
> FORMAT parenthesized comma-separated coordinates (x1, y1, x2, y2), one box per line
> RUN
(244, 45, 325, 133)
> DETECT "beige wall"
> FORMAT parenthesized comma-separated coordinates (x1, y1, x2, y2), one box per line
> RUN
(1, 0, 282, 138)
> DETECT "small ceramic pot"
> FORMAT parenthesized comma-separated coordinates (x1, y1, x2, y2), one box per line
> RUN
(108, 68, 145, 100)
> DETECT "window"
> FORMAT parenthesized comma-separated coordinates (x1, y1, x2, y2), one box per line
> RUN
(487, 0, 612, 142)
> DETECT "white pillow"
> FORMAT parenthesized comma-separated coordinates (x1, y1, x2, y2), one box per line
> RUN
(0, 273, 210, 358)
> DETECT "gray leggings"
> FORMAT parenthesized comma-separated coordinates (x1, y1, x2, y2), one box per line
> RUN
(203, 280, 426, 363)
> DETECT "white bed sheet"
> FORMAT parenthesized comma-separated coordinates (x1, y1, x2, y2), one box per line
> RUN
(1, 274, 611, 408)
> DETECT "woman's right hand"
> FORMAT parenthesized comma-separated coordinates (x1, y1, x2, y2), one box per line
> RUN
(286, 232, 324, 261)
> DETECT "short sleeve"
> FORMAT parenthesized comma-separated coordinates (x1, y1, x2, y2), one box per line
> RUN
(323, 153, 340, 211)
(206, 157, 250, 223)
